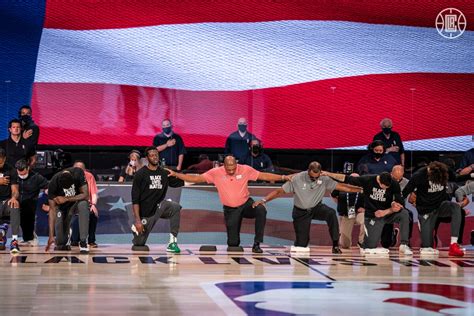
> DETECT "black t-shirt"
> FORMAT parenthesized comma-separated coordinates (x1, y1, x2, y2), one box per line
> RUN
(331, 190, 365, 216)
(18, 172, 49, 203)
(131, 166, 184, 218)
(152, 133, 186, 167)
(0, 163, 18, 201)
(346, 175, 403, 219)
(48, 167, 87, 209)
(119, 165, 136, 182)
(0, 137, 36, 166)
(402, 167, 448, 214)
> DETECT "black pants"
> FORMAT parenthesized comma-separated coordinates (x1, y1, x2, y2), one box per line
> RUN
(418, 201, 462, 248)
(292, 203, 339, 247)
(71, 212, 98, 244)
(380, 209, 414, 248)
(132, 200, 181, 246)
(0, 200, 20, 235)
(20, 199, 37, 241)
(364, 209, 410, 248)
(434, 209, 466, 244)
(223, 198, 266, 246)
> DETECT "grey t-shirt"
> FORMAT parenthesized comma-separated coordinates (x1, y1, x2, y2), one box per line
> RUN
(455, 181, 474, 202)
(282, 171, 338, 209)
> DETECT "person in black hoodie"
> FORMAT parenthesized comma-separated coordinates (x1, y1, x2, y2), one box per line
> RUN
(402, 161, 465, 257)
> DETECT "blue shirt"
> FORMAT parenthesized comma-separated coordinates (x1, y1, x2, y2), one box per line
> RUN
(224, 131, 256, 162)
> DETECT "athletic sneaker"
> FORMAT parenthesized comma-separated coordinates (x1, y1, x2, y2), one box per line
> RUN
(420, 247, 439, 255)
(448, 243, 465, 257)
(166, 242, 181, 254)
(332, 246, 342, 254)
(399, 244, 413, 255)
(10, 239, 20, 254)
(79, 241, 90, 254)
(0, 229, 6, 251)
(290, 246, 310, 252)
(361, 247, 390, 255)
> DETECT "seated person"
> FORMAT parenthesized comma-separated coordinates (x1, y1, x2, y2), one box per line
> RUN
(118, 150, 144, 182)
(241, 139, 274, 172)
(357, 140, 397, 175)
(187, 154, 213, 173)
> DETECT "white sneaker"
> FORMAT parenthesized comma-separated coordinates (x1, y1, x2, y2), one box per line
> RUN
(399, 244, 413, 255)
(420, 247, 439, 255)
(290, 246, 310, 252)
(31, 233, 39, 246)
(362, 247, 390, 255)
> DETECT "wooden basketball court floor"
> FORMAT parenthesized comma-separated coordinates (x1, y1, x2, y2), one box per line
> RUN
(1, 244, 474, 315)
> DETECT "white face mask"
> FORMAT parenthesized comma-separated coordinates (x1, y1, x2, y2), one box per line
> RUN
(18, 173, 28, 179)
(129, 160, 137, 167)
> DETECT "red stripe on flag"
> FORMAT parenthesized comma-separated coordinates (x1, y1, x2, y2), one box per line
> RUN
(44, 0, 474, 30)
(31, 73, 474, 148)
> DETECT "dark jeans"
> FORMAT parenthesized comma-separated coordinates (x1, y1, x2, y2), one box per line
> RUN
(292, 203, 339, 247)
(223, 198, 266, 247)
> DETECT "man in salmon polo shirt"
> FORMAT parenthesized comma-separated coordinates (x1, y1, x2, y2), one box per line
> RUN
(166, 156, 291, 253)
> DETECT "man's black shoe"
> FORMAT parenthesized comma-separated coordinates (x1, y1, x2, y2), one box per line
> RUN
(252, 243, 263, 253)
(332, 246, 342, 254)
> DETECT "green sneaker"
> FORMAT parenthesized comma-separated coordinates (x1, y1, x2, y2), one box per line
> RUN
(166, 242, 181, 254)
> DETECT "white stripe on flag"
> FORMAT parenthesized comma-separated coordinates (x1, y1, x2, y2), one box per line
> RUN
(35, 21, 474, 91)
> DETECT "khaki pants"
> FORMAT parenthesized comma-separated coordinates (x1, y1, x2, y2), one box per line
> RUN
(339, 212, 365, 248)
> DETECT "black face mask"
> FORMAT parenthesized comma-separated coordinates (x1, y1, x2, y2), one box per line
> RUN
(373, 152, 383, 159)
(238, 124, 247, 133)
(251, 145, 261, 155)
(163, 127, 172, 134)
(20, 115, 31, 124)
(382, 127, 391, 134)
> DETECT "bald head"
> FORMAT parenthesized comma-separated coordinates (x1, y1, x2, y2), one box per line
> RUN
(391, 165, 404, 182)
(224, 156, 237, 176)
(237, 117, 247, 125)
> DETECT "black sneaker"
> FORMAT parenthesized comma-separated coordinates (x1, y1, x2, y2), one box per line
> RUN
(332, 246, 342, 254)
(79, 241, 89, 254)
(252, 243, 263, 253)
(70, 241, 79, 247)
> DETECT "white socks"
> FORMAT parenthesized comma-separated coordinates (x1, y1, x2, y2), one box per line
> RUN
(451, 237, 458, 244)
(169, 233, 177, 244)
(12, 235, 18, 241)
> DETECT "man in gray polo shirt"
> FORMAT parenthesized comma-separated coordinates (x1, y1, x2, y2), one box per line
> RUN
(254, 161, 361, 254)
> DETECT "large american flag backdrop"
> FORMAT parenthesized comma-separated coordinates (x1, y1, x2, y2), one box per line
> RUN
(1, 0, 473, 150)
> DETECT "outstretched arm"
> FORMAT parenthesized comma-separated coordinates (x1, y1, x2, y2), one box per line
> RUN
(334, 183, 362, 193)
(252, 188, 287, 208)
(257, 172, 292, 182)
(166, 169, 207, 184)
(321, 171, 346, 182)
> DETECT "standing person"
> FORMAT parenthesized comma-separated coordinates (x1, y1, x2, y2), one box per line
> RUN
(118, 150, 144, 182)
(402, 161, 465, 257)
(0, 119, 36, 167)
(153, 119, 186, 170)
(131, 147, 184, 253)
(224, 118, 257, 162)
(19, 105, 40, 148)
(253, 162, 361, 254)
(15, 159, 48, 248)
(331, 173, 365, 249)
(71, 161, 99, 248)
(0, 148, 20, 253)
(45, 167, 90, 253)
(373, 118, 405, 166)
(458, 148, 474, 176)
(323, 171, 413, 255)
(167, 156, 291, 253)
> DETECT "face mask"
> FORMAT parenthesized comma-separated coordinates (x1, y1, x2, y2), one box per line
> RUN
(251, 145, 261, 155)
(18, 173, 28, 179)
(373, 152, 383, 159)
(382, 127, 391, 134)
(129, 160, 137, 167)
(163, 127, 172, 134)
(238, 124, 247, 133)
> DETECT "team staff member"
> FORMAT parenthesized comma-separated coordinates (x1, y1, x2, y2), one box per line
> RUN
(254, 162, 361, 254)
(167, 156, 290, 253)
